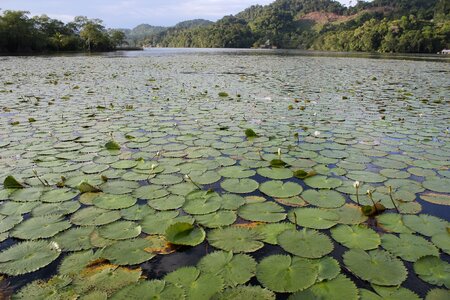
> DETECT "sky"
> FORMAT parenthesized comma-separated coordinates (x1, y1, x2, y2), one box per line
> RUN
(0, 0, 355, 28)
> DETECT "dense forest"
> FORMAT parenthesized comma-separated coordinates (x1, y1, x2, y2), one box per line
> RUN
(0, 11, 125, 53)
(1, 0, 449, 53)
(152, 0, 450, 53)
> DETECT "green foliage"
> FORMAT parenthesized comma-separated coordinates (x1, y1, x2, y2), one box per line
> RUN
(3, 175, 24, 189)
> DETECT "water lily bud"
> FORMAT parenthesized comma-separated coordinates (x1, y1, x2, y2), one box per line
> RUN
(156, 151, 161, 156)
(353, 181, 360, 188)
(151, 164, 156, 170)
(277, 148, 281, 156)
(184, 174, 190, 180)
(314, 131, 320, 137)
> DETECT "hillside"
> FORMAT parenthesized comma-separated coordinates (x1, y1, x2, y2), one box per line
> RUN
(148, 0, 449, 53)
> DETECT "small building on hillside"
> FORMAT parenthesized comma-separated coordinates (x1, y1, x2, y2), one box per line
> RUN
(439, 49, 450, 54)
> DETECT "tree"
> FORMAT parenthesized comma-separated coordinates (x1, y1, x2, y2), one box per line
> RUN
(110, 30, 126, 47)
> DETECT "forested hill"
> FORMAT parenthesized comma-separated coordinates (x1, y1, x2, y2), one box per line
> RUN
(0, 0, 448, 53)
(153, 0, 449, 53)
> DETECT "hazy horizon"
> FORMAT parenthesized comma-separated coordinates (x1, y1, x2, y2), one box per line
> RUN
(0, 0, 357, 28)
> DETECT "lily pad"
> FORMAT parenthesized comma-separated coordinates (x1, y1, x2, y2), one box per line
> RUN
(93, 193, 137, 210)
(287, 207, 339, 229)
(195, 210, 237, 228)
(71, 207, 121, 226)
(259, 181, 302, 198)
(431, 233, 450, 255)
(198, 251, 256, 287)
(289, 275, 358, 300)
(278, 229, 334, 258)
(343, 249, 407, 286)
(0, 240, 61, 275)
(304, 176, 342, 189)
(98, 221, 142, 240)
(111, 280, 184, 300)
(221, 178, 259, 194)
(331, 224, 380, 250)
(238, 202, 286, 223)
(414, 256, 450, 288)
(102, 238, 156, 265)
(381, 233, 439, 262)
(208, 226, 264, 253)
(11, 215, 71, 240)
(257, 168, 293, 180)
(212, 285, 275, 300)
(403, 214, 448, 237)
(165, 222, 205, 246)
(256, 254, 318, 293)
(301, 189, 345, 208)
(53, 226, 94, 251)
(423, 178, 450, 193)
(164, 266, 224, 300)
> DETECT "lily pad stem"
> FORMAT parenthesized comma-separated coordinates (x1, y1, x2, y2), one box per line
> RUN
(388, 186, 400, 213)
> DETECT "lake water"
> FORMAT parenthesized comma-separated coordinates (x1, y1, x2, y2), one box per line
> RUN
(0, 49, 449, 298)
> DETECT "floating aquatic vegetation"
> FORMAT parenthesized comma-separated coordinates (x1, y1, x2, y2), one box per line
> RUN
(0, 51, 448, 298)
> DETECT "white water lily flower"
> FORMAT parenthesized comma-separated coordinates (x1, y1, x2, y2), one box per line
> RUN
(353, 181, 360, 188)
(184, 174, 190, 180)
(277, 148, 281, 156)
(314, 131, 321, 137)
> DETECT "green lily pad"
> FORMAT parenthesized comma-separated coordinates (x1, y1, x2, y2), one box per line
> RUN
(257, 168, 293, 180)
(256, 254, 318, 293)
(403, 214, 448, 236)
(425, 288, 450, 300)
(198, 251, 256, 287)
(254, 222, 296, 245)
(376, 213, 413, 234)
(208, 226, 264, 253)
(183, 190, 222, 215)
(304, 176, 342, 189)
(212, 285, 275, 300)
(221, 178, 259, 194)
(140, 210, 181, 234)
(189, 171, 221, 185)
(98, 220, 142, 240)
(11, 214, 71, 240)
(330, 203, 368, 225)
(259, 180, 302, 198)
(381, 233, 439, 262)
(287, 207, 339, 229)
(343, 249, 407, 286)
(102, 238, 156, 265)
(312, 256, 341, 282)
(420, 193, 450, 206)
(0, 240, 61, 275)
(10, 187, 45, 202)
(423, 178, 450, 193)
(93, 193, 137, 210)
(414, 256, 450, 288)
(218, 166, 256, 178)
(111, 160, 138, 169)
(431, 233, 450, 255)
(195, 210, 237, 228)
(53, 226, 94, 251)
(165, 222, 205, 246)
(301, 189, 345, 208)
(0, 214, 23, 233)
(165, 266, 224, 300)
(105, 140, 121, 150)
(32, 201, 80, 217)
(134, 185, 169, 200)
(331, 224, 380, 250)
(120, 204, 155, 221)
(111, 280, 184, 300)
(3, 175, 24, 189)
(238, 202, 286, 223)
(278, 229, 334, 258)
(71, 206, 121, 226)
(149, 195, 185, 210)
(289, 275, 358, 300)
